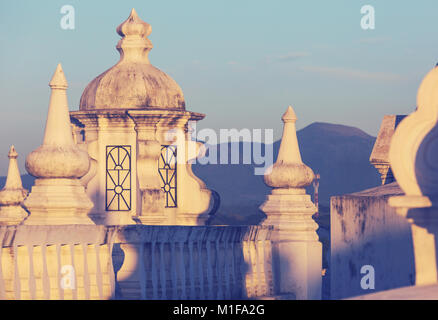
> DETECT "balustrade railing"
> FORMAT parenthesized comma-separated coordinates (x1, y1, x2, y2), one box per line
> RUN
(0, 225, 274, 300)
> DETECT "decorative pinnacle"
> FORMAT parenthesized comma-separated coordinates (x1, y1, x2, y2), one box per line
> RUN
(49, 63, 68, 89)
(117, 8, 152, 38)
(263, 106, 314, 189)
(25, 64, 90, 179)
(4, 145, 23, 190)
(8, 145, 18, 159)
(282, 106, 297, 123)
(42, 63, 74, 146)
(277, 105, 302, 164)
(116, 9, 153, 63)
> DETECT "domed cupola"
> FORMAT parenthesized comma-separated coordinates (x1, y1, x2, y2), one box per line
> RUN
(70, 9, 213, 227)
(79, 8, 186, 110)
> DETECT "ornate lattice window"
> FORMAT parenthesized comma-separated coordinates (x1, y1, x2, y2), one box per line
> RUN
(158, 145, 177, 208)
(106, 145, 131, 211)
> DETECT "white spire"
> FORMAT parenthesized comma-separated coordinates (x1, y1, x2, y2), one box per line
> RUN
(259, 106, 321, 299)
(0, 146, 28, 225)
(264, 106, 314, 188)
(4, 145, 23, 189)
(276, 106, 303, 164)
(49, 63, 68, 89)
(23, 64, 93, 225)
(26, 64, 90, 179)
(43, 63, 74, 146)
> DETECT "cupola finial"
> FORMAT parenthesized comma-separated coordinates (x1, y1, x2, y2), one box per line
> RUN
(49, 63, 68, 89)
(116, 8, 153, 63)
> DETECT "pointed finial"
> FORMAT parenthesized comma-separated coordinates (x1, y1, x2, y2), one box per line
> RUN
(264, 106, 314, 188)
(8, 145, 18, 159)
(116, 8, 152, 38)
(116, 9, 153, 63)
(49, 63, 68, 89)
(42, 64, 74, 146)
(282, 106, 297, 123)
(277, 105, 302, 164)
(0, 145, 28, 225)
(4, 145, 24, 190)
(129, 8, 139, 22)
(25, 64, 90, 179)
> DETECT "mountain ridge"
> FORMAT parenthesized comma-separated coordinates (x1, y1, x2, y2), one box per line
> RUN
(193, 121, 380, 224)
(0, 122, 381, 225)
(300, 122, 375, 140)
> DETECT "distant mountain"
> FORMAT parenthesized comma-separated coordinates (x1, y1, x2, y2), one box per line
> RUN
(193, 122, 381, 225)
(297, 122, 380, 206)
(0, 122, 380, 226)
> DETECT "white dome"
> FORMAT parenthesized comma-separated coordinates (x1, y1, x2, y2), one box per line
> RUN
(79, 9, 185, 111)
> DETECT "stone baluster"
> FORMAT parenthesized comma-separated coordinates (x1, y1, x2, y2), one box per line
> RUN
(0, 146, 28, 225)
(260, 106, 322, 300)
(23, 64, 94, 225)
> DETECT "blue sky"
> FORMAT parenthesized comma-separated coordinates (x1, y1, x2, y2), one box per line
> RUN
(1, 0, 438, 174)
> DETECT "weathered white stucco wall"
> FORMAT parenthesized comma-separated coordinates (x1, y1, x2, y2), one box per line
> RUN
(330, 182, 416, 299)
